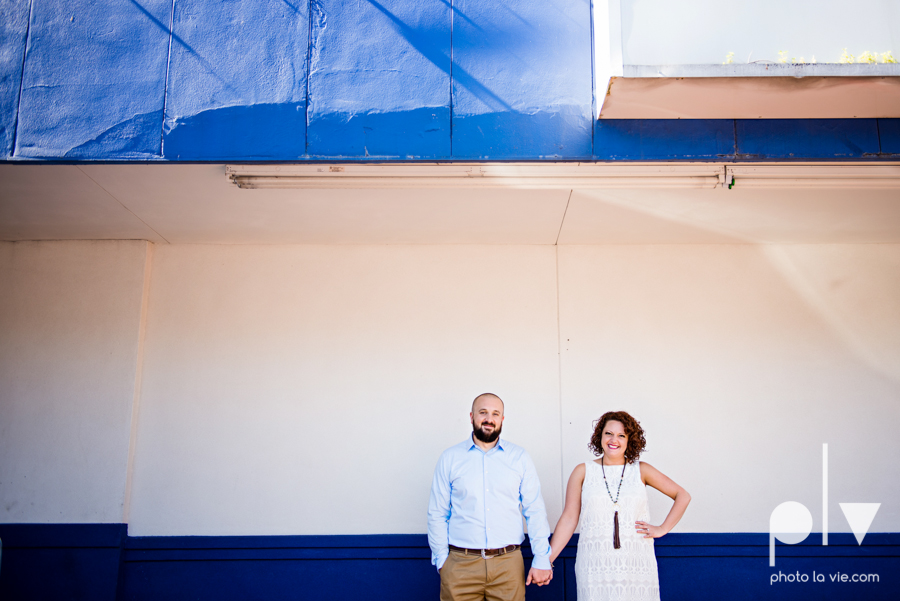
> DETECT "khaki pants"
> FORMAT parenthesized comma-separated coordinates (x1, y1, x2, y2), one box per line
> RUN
(440, 548, 525, 601)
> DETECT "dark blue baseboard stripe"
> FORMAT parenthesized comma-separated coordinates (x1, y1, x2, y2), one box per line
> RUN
(1, 525, 898, 600)
(0, 524, 126, 601)
(0, 523, 126, 548)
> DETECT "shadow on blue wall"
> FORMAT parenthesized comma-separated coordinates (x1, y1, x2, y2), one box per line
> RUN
(13, 0, 171, 159)
(1, 1, 900, 162)
(2, 0, 598, 160)
(65, 111, 164, 159)
(162, 0, 310, 160)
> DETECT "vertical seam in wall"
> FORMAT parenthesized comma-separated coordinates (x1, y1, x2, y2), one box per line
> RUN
(10, 0, 35, 156)
(732, 119, 739, 159)
(122, 242, 155, 525)
(449, 0, 454, 157)
(875, 118, 883, 155)
(555, 245, 566, 506)
(159, 0, 176, 158)
(589, 0, 595, 157)
(305, 0, 314, 157)
(555, 190, 572, 246)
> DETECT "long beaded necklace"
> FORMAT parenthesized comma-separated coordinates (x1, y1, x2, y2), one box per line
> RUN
(601, 455, 627, 549)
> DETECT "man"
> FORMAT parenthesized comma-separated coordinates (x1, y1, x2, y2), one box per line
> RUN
(427, 393, 553, 601)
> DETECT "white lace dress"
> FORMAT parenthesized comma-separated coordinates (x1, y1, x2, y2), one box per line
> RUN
(575, 460, 660, 601)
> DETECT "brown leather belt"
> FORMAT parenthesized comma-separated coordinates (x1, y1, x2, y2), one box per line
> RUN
(449, 544, 520, 559)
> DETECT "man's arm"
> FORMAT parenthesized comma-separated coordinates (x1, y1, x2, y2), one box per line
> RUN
(427, 453, 452, 572)
(519, 451, 553, 583)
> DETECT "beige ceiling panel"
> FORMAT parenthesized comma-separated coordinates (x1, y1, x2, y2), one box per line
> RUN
(80, 165, 571, 245)
(559, 188, 900, 244)
(6, 163, 899, 245)
(0, 165, 165, 242)
(559, 190, 745, 244)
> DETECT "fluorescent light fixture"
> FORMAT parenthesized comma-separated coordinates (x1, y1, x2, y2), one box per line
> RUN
(728, 165, 900, 188)
(226, 164, 726, 189)
(227, 163, 900, 190)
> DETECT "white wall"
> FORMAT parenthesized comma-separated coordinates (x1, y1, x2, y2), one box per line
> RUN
(609, 0, 899, 65)
(3, 241, 898, 536)
(126, 245, 563, 536)
(0, 240, 150, 523)
(558, 245, 900, 534)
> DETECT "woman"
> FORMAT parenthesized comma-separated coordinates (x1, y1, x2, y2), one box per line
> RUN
(549, 411, 690, 601)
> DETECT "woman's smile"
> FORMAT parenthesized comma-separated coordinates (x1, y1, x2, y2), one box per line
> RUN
(601, 420, 629, 459)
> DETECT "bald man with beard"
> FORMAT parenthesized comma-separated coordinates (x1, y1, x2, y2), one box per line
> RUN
(427, 393, 553, 601)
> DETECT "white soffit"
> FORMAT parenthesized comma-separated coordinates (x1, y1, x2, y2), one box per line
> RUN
(78, 164, 571, 245)
(560, 186, 900, 245)
(599, 64, 900, 119)
(3, 163, 900, 245)
(0, 164, 165, 242)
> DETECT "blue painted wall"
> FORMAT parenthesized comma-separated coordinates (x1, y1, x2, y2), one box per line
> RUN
(307, 0, 451, 159)
(0, 0, 30, 157)
(877, 118, 900, 156)
(735, 119, 882, 160)
(1, 525, 897, 601)
(449, 0, 593, 159)
(594, 119, 735, 160)
(0, 1, 898, 162)
(162, 0, 309, 160)
(15, 0, 171, 159)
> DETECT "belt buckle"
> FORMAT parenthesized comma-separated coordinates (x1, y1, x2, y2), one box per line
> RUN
(481, 548, 488, 559)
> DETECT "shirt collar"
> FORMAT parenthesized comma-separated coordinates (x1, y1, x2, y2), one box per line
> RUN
(466, 434, 505, 452)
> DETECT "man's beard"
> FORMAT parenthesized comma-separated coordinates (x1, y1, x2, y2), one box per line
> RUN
(473, 421, 502, 443)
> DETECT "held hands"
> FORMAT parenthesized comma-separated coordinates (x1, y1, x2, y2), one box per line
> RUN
(526, 567, 553, 586)
(635, 521, 667, 539)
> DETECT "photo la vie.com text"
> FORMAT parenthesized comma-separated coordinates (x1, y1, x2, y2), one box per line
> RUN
(770, 570, 879, 585)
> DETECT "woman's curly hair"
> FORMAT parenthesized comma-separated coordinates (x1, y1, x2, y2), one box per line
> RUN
(588, 411, 646, 463)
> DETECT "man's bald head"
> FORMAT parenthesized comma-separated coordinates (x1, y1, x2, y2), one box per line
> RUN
(471, 392, 504, 414)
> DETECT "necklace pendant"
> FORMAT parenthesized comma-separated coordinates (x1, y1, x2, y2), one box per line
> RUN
(613, 510, 621, 549)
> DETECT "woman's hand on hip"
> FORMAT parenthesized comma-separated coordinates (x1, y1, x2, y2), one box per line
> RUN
(635, 521, 667, 539)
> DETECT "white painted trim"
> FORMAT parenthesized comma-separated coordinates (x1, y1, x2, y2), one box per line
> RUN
(606, 0, 623, 78)
(593, 0, 623, 116)
(625, 64, 900, 78)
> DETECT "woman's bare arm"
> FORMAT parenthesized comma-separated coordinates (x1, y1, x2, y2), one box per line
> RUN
(549, 463, 586, 562)
(636, 462, 691, 539)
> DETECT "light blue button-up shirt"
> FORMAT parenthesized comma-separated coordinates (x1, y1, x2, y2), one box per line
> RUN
(427, 436, 552, 571)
